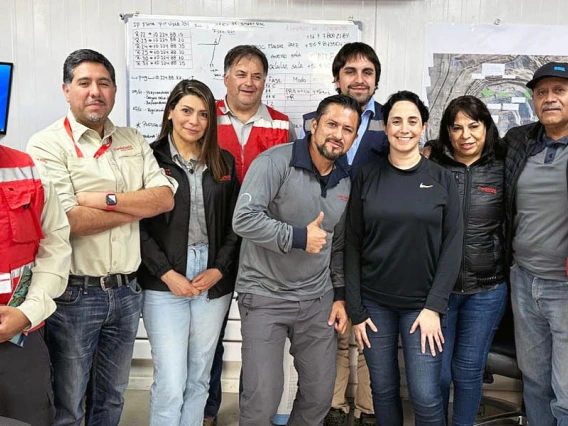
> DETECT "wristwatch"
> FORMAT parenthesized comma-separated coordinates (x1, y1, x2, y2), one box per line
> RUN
(105, 193, 117, 211)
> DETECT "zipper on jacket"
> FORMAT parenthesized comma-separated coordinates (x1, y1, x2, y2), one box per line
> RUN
(241, 145, 245, 179)
(461, 166, 471, 292)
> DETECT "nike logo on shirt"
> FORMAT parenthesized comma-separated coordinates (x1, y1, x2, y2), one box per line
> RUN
(420, 183, 433, 189)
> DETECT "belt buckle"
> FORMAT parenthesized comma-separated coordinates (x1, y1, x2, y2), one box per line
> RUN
(100, 276, 109, 291)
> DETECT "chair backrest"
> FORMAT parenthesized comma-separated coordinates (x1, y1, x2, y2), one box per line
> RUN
(0, 417, 32, 426)
(485, 296, 521, 380)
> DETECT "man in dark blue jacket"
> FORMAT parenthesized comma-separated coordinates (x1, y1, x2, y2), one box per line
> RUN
(300, 42, 388, 180)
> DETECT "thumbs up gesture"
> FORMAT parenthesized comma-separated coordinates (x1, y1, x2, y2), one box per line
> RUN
(306, 212, 327, 254)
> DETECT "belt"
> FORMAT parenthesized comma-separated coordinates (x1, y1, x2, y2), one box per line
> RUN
(68, 273, 136, 290)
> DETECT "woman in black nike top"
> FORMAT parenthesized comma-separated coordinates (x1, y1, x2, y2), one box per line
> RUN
(345, 90, 463, 426)
(429, 96, 507, 426)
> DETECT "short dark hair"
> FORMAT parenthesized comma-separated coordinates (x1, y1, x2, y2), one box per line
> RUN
(382, 90, 429, 124)
(332, 42, 381, 88)
(63, 49, 116, 85)
(315, 94, 362, 129)
(432, 95, 504, 162)
(223, 45, 268, 75)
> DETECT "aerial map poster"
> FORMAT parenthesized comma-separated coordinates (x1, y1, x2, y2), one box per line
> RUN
(422, 24, 568, 140)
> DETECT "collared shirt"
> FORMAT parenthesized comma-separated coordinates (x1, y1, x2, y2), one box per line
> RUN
(347, 96, 376, 165)
(27, 111, 177, 276)
(220, 98, 274, 146)
(168, 136, 208, 246)
(514, 126, 568, 280)
(531, 126, 568, 163)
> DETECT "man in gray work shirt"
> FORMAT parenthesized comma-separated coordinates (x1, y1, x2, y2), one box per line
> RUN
(233, 94, 361, 426)
(504, 62, 568, 425)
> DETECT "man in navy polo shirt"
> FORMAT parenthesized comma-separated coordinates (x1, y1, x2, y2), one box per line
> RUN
(504, 62, 568, 425)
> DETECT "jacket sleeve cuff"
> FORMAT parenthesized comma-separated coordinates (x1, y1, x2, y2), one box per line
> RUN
(292, 226, 307, 250)
(350, 311, 369, 326)
(155, 263, 174, 280)
(425, 293, 448, 315)
(333, 287, 345, 301)
(213, 262, 229, 278)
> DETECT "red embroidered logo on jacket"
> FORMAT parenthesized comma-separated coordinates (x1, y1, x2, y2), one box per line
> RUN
(338, 195, 349, 201)
(164, 168, 172, 176)
(478, 186, 497, 194)
(220, 175, 231, 181)
(114, 145, 134, 152)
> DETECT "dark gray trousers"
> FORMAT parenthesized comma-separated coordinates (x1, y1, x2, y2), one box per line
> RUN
(0, 329, 54, 426)
(238, 290, 337, 426)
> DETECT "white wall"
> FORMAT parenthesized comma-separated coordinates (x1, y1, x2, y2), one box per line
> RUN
(1, 0, 566, 150)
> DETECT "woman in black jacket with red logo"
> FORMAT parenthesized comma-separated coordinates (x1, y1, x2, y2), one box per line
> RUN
(137, 79, 240, 426)
(429, 95, 507, 426)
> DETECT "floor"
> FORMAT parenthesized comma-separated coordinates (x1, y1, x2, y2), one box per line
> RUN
(120, 390, 523, 426)
(120, 390, 417, 426)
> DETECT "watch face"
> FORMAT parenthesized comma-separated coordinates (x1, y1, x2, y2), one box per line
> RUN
(106, 194, 117, 206)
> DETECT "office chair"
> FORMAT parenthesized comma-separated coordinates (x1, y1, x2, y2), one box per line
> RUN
(474, 301, 527, 425)
(0, 417, 31, 426)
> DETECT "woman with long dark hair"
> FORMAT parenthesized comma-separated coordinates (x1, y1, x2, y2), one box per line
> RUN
(429, 95, 507, 426)
(346, 90, 463, 425)
(137, 79, 240, 426)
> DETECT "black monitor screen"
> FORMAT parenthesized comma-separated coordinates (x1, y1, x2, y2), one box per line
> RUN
(0, 62, 14, 135)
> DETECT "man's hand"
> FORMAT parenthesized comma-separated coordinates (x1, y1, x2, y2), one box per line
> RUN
(192, 268, 223, 293)
(306, 212, 327, 254)
(327, 300, 348, 334)
(353, 318, 378, 350)
(0, 306, 31, 343)
(409, 308, 444, 356)
(161, 270, 200, 297)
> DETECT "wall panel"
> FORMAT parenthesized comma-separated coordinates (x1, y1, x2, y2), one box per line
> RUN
(0, 0, 565, 150)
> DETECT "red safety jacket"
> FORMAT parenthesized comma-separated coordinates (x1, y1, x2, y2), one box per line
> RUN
(216, 100, 290, 183)
(0, 146, 45, 308)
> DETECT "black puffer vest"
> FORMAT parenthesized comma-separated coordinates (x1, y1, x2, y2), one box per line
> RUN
(431, 149, 505, 292)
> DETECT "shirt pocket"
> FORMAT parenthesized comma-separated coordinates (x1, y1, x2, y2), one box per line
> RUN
(114, 152, 144, 190)
(1, 187, 43, 243)
(67, 157, 117, 192)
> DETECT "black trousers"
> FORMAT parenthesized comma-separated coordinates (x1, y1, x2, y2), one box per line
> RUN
(0, 328, 55, 426)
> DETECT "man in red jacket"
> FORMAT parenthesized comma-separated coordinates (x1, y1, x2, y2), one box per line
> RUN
(0, 144, 71, 426)
(216, 45, 295, 183)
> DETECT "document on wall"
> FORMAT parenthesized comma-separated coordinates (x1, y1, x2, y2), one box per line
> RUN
(6, 267, 33, 347)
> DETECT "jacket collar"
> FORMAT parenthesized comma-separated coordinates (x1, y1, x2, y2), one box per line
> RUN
(150, 136, 175, 165)
(290, 136, 349, 187)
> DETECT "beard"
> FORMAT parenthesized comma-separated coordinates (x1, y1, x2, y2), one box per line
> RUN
(316, 138, 344, 161)
(86, 112, 106, 123)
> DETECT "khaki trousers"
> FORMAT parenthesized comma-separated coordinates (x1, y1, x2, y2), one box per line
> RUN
(331, 321, 374, 417)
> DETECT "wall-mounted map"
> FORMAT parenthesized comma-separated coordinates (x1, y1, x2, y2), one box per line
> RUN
(426, 54, 568, 140)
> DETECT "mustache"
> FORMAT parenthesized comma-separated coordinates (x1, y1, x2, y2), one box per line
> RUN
(86, 99, 106, 106)
(325, 137, 344, 148)
(542, 104, 561, 112)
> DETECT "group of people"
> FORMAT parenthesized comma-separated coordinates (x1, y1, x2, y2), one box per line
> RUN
(0, 37, 566, 426)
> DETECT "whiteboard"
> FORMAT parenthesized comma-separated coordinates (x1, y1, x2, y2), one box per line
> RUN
(124, 15, 361, 141)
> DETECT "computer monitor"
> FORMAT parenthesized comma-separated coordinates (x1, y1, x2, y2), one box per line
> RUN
(0, 62, 14, 135)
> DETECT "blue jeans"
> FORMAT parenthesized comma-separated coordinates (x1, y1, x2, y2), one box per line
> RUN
(510, 263, 568, 426)
(46, 278, 142, 426)
(440, 283, 508, 426)
(142, 243, 232, 426)
(362, 299, 446, 426)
